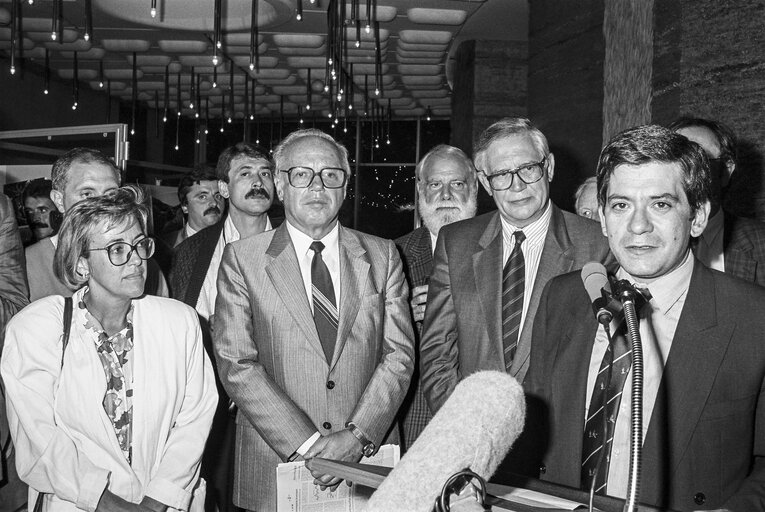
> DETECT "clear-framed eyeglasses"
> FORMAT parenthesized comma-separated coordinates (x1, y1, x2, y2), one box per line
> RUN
(481, 157, 547, 191)
(89, 237, 155, 266)
(280, 166, 348, 189)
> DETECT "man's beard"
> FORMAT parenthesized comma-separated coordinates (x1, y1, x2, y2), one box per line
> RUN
(419, 196, 477, 235)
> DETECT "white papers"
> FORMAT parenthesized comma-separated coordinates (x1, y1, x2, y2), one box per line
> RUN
(277, 444, 399, 512)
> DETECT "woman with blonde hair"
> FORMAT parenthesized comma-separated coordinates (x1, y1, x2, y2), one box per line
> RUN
(2, 185, 217, 511)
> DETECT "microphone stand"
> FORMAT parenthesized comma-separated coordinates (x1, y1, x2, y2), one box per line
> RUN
(613, 280, 644, 512)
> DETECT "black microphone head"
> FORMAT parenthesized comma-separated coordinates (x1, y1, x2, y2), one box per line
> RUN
(581, 262, 610, 302)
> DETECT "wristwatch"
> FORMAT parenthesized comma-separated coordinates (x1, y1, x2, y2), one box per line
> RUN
(345, 421, 376, 457)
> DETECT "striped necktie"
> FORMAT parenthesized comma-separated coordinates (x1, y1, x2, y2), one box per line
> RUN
(310, 241, 338, 362)
(501, 230, 525, 371)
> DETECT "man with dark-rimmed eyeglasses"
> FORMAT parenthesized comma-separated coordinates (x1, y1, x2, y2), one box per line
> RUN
(212, 129, 414, 511)
(420, 117, 613, 422)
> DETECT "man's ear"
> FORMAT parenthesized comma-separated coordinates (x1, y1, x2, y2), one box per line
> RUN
(546, 152, 555, 182)
(218, 180, 230, 199)
(690, 200, 711, 238)
(477, 172, 494, 197)
(598, 205, 608, 237)
(180, 202, 189, 215)
(50, 189, 65, 214)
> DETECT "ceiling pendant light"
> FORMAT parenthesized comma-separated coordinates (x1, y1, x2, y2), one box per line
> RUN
(296, 0, 303, 21)
(205, 97, 210, 134)
(250, 75, 256, 120)
(51, 0, 62, 41)
(84, 0, 93, 42)
(249, 0, 259, 71)
(98, 61, 104, 88)
(131, 52, 139, 132)
(176, 70, 182, 118)
(163, 65, 169, 122)
(10, 0, 17, 75)
(189, 67, 195, 110)
(72, 51, 79, 110)
(43, 50, 50, 94)
(228, 61, 234, 123)
(212, 0, 222, 65)
(150, 0, 157, 18)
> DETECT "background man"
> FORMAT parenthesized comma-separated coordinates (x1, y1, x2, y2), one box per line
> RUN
(213, 129, 414, 510)
(574, 176, 598, 220)
(162, 164, 224, 248)
(669, 117, 765, 286)
(395, 144, 477, 450)
(25, 147, 167, 301)
(420, 117, 612, 415)
(526, 125, 765, 510)
(169, 142, 277, 512)
(0, 193, 29, 511)
(22, 179, 58, 244)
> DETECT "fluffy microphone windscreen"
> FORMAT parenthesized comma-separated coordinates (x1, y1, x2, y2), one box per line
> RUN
(364, 371, 526, 512)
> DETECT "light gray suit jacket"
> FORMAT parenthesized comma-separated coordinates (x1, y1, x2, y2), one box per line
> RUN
(419, 205, 613, 413)
(213, 222, 415, 511)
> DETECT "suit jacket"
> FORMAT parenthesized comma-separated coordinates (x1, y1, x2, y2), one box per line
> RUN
(213, 223, 415, 510)
(419, 204, 612, 413)
(525, 261, 765, 511)
(0, 194, 28, 487)
(723, 213, 765, 286)
(169, 220, 225, 308)
(395, 226, 434, 449)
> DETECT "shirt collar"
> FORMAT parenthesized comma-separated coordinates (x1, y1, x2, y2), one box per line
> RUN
(617, 250, 695, 315)
(223, 214, 241, 243)
(184, 223, 199, 238)
(286, 220, 340, 257)
(500, 200, 552, 248)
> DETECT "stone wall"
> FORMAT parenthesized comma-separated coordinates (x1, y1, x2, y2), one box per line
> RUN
(528, 0, 606, 211)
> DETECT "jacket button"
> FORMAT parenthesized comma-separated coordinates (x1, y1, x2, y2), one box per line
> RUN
(322, 421, 332, 430)
(693, 492, 705, 506)
(539, 465, 546, 475)
(326, 380, 335, 389)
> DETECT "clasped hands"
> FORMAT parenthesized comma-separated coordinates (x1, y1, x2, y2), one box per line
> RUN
(303, 429, 364, 491)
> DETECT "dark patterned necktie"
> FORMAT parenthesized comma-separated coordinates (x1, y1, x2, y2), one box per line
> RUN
(581, 328, 632, 495)
(310, 241, 338, 362)
(501, 230, 525, 371)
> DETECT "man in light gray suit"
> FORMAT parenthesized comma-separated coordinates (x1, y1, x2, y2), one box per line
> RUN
(213, 129, 415, 511)
(420, 117, 613, 415)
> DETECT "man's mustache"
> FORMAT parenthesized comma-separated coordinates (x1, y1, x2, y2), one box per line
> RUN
(245, 187, 270, 200)
(203, 206, 222, 216)
(30, 222, 50, 229)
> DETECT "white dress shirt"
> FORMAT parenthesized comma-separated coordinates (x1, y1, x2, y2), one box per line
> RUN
(499, 201, 553, 337)
(196, 215, 272, 320)
(584, 251, 694, 498)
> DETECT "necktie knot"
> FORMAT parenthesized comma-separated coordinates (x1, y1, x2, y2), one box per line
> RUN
(513, 230, 526, 247)
(311, 241, 325, 254)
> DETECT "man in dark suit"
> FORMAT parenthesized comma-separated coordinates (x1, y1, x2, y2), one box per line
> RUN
(213, 129, 414, 511)
(669, 117, 765, 286)
(395, 144, 477, 450)
(526, 125, 765, 510)
(420, 117, 612, 414)
(0, 193, 29, 511)
(169, 142, 276, 512)
(161, 164, 224, 249)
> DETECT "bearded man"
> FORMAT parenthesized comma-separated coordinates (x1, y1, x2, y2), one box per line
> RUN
(394, 144, 478, 449)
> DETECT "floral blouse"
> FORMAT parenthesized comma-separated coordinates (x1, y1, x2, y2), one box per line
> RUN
(79, 298, 134, 464)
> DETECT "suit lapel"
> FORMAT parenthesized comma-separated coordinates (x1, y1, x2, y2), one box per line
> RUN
(644, 262, 728, 479)
(186, 221, 225, 306)
(265, 224, 326, 361)
(408, 228, 434, 287)
(511, 205, 575, 379)
(331, 227, 370, 369)
(473, 213, 504, 361)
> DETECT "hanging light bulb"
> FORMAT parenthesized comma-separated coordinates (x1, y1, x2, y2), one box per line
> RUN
(365, 23, 371, 33)
(212, 54, 219, 66)
(28, 0, 34, 4)
(249, 63, 255, 71)
(150, 0, 157, 18)
(296, 0, 303, 20)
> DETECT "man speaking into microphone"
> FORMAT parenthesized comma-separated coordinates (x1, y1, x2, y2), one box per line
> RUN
(525, 125, 765, 511)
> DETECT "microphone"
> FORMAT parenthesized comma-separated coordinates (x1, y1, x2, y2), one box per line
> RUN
(581, 262, 615, 326)
(365, 371, 526, 512)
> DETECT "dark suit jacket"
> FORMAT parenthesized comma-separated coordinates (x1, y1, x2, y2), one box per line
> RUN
(419, 204, 612, 413)
(169, 220, 225, 308)
(723, 213, 765, 286)
(213, 223, 415, 510)
(525, 261, 765, 511)
(395, 226, 434, 449)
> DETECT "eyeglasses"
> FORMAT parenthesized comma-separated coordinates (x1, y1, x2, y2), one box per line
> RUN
(280, 166, 348, 189)
(481, 157, 547, 191)
(89, 237, 155, 266)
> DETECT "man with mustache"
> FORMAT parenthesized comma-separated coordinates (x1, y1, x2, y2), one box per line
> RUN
(394, 144, 477, 450)
(162, 165, 225, 248)
(169, 142, 280, 512)
(22, 179, 58, 244)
